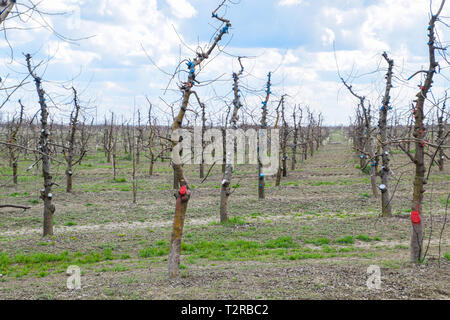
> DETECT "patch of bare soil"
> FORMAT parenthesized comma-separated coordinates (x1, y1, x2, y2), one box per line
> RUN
(0, 131, 448, 300)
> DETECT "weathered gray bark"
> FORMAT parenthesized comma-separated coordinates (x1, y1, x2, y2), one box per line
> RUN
(64, 88, 81, 193)
(147, 100, 156, 176)
(220, 58, 244, 222)
(199, 102, 206, 178)
(26, 53, 55, 237)
(258, 72, 272, 199)
(281, 99, 288, 178)
(0, 0, 15, 24)
(437, 94, 446, 171)
(275, 95, 286, 187)
(131, 125, 137, 204)
(291, 106, 301, 171)
(409, 1, 445, 263)
(168, 6, 231, 278)
(379, 52, 394, 217)
(8, 101, 24, 184)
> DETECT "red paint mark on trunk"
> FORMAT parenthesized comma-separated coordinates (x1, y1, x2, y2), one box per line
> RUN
(411, 210, 421, 224)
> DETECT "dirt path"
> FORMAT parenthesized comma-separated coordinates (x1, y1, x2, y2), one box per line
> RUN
(0, 216, 215, 237)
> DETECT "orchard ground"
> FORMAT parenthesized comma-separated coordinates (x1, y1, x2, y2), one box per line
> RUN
(0, 130, 448, 299)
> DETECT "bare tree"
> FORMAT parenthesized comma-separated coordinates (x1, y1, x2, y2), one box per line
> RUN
(341, 77, 379, 198)
(275, 94, 286, 187)
(129, 115, 138, 204)
(406, 0, 446, 263)
(147, 99, 156, 176)
(199, 99, 206, 178)
(220, 57, 244, 223)
(7, 100, 24, 184)
(103, 114, 114, 163)
(436, 93, 448, 171)
(291, 105, 302, 170)
(63, 87, 87, 193)
(166, 1, 233, 278)
(258, 72, 272, 199)
(26, 53, 55, 237)
(378, 52, 394, 217)
(136, 110, 143, 165)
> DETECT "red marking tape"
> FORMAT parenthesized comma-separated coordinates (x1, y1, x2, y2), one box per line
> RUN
(411, 210, 421, 224)
(179, 185, 187, 196)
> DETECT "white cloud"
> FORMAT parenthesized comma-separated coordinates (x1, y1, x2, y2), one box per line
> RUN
(45, 41, 101, 65)
(166, 0, 197, 19)
(321, 28, 335, 46)
(278, 0, 303, 7)
(1, 0, 448, 126)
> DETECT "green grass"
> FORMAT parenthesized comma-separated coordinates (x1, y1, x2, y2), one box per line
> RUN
(361, 166, 370, 175)
(97, 264, 129, 272)
(356, 234, 381, 242)
(222, 216, 247, 226)
(263, 236, 297, 248)
(359, 193, 370, 198)
(8, 192, 29, 197)
(157, 237, 346, 262)
(139, 247, 168, 258)
(304, 237, 330, 246)
(250, 212, 264, 218)
(382, 260, 403, 269)
(281, 181, 299, 187)
(309, 181, 336, 186)
(444, 252, 450, 261)
(0, 249, 121, 278)
(439, 196, 450, 206)
(335, 236, 354, 244)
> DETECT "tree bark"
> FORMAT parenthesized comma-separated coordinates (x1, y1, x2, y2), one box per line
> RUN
(168, 8, 231, 277)
(26, 54, 55, 237)
(409, 1, 445, 263)
(379, 52, 394, 217)
(219, 59, 244, 223)
(258, 72, 272, 199)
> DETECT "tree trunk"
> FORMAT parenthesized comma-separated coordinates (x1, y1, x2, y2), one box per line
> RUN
(379, 52, 394, 217)
(409, 3, 444, 263)
(26, 54, 55, 237)
(258, 72, 271, 199)
(12, 161, 18, 184)
(66, 165, 73, 193)
(168, 8, 230, 278)
(291, 128, 297, 171)
(149, 154, 154, 176)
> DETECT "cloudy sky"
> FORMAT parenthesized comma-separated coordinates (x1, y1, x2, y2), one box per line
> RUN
(0, 0, 449, 125)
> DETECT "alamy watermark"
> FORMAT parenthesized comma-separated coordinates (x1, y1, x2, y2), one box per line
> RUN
(366, 265, 381, 290)
(66, 265, 81, 290)
(172, 128, 280, 175)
